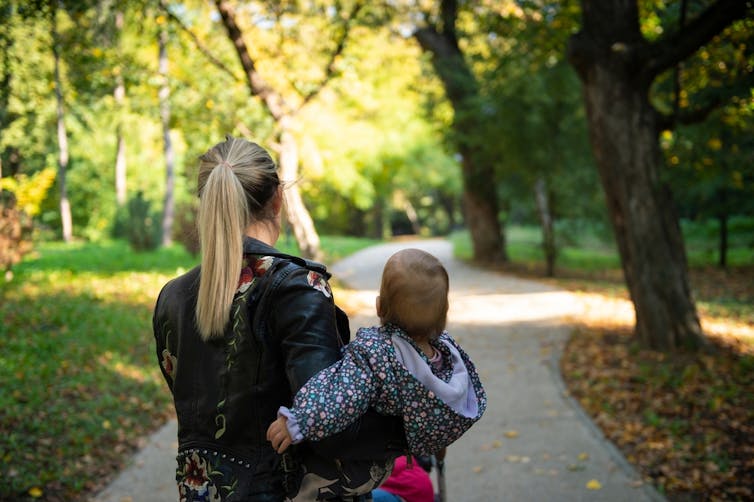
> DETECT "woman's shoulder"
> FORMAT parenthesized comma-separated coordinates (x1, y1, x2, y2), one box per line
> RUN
(158, 266, 201, 301)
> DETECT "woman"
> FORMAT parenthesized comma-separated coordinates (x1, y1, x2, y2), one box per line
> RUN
(153, 136, 397, 501)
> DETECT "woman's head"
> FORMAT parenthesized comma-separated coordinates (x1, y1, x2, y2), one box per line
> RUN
(377, 248, 449, 340)
(195, 135, 280, 340)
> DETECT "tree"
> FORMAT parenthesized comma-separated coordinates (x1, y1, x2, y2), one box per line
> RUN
(158, 11, 175, 247)
(413, 0, 506, 263)
(190, 0, 367, 260)
(113, 9, 127, 207)
(567, 0, 753, 350)
(52, 0, 72, 242)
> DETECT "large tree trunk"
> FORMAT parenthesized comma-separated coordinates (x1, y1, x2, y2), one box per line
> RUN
(414, 2, 506, 263)
(52, 3, 72, 243)
(158, 23, 175, 247)
(568, 0, 713, 350)
(534, 177, 556, 277)
(114, 10, 127, 207)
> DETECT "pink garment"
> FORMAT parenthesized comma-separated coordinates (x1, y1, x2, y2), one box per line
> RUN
(379, 456, 434, 502)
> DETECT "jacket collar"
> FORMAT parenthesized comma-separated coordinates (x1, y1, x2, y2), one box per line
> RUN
(242, 236, 280, 256)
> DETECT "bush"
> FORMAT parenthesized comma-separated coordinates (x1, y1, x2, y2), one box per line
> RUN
(172, 199, 200, 256)
(114, 192, 162, 252)
(0, 190, 33, 278)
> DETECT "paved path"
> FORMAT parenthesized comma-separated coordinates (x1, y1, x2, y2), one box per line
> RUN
(91, 239, 663, 502)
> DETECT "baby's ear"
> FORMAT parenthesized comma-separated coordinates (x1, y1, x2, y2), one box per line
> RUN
(376, 296, 385, 317)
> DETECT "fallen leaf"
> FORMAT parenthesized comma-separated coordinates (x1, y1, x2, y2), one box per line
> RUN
(586, 479, 602, 490)
(472, 465, 483, 473)
(504, 430, 519, 438)
(578, 452, 590, 461)
(28, 487, 43, 498)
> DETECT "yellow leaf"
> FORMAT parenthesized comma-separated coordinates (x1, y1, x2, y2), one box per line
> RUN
(504, 430, 519, 438)
(578, 452, 590, 461)
(29, 487, 43, 498)
(586, 479, 602, 490)
(472, 465, 483, 473)
(102, 420, 111, 430)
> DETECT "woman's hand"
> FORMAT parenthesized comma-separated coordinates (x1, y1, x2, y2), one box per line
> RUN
(266, 416, 293, 453)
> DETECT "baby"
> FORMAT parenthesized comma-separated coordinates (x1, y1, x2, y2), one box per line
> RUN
(267, 248, 486, 457)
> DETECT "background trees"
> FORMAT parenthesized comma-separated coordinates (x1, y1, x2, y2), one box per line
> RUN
(1, 0, 752, 352)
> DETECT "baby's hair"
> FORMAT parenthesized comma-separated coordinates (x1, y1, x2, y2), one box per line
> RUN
(378, 248, 449, 340)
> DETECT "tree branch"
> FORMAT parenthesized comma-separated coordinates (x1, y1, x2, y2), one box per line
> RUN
(214, 0, 288, 121)
(643, 0, 751, 79)
(296, 0, 365, 111)
(159, 1, 241, 83)
(440, 0, 458, 44)
(657, 98, 721, 131)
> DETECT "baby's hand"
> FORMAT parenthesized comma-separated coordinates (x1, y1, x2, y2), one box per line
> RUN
(266, 416, 293, 453)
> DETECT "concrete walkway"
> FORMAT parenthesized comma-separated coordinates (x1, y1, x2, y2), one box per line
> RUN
(91, 239, 663, 502)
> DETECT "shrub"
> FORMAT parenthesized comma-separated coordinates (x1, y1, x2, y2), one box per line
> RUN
(115, 192, 162, 251)
(0, 190, 33, 278)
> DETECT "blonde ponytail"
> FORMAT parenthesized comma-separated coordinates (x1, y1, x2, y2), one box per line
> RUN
(196, 163, 249, 340)
(194, 135, 279, 341)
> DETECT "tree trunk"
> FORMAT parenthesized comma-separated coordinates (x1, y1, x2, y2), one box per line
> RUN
(114, 10, 127, 207)
(159, 24, 174, 247)
(569, 4, 705, 349)
(534, 177, 556, 277)
(414, 3, 506, 264)
(278, 125, 322, 261)
(52, 3, 72, 243)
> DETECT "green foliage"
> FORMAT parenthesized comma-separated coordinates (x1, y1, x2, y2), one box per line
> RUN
(116, 192, 162, 252)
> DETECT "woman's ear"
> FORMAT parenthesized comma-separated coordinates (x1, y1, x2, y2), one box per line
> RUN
(272, 186, 284, 215)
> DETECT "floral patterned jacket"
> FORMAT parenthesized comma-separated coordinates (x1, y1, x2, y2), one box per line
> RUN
(153, 237, 398, 501)
(281, 324, 487, 455)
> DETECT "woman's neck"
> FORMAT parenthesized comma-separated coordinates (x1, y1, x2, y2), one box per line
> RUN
(245, 221, 279, 247)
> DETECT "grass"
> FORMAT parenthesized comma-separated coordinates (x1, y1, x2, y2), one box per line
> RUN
(0, 236, 377, 502)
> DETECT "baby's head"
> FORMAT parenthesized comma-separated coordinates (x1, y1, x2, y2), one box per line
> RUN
(377, 248, 449, 341)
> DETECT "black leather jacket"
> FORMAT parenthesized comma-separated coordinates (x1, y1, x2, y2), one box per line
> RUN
(153, 237, 359, 501)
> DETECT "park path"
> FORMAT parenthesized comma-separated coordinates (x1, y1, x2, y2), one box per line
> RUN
(91, 239, 663, 502)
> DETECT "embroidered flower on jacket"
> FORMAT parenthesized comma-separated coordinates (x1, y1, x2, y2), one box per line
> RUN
(237, 266, 255, 293)
(307, 271, 331, 298)
(161, 349, 177, 380)
(178, 452, 220, 502)
(253, 255, 274, 276)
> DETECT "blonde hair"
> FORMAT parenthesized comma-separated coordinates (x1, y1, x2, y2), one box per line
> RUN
(195, 135, 279, 340)
(379, 248, 449, 340)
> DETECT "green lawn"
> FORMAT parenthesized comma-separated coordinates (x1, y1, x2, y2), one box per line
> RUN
(0, 236, 376, 501)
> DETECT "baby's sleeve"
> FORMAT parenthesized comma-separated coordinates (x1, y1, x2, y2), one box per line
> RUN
(280, 338, 381, 442)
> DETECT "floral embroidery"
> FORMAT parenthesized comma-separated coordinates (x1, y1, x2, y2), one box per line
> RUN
(307, 271, 331, 298)
(236, 255, 274, 293)
(253, 255, 274, 276)
(177, 452, 222, 502)
(161, 349, 177, 380)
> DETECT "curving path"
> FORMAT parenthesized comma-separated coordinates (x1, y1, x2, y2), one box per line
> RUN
(91, 239, 663, 502)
